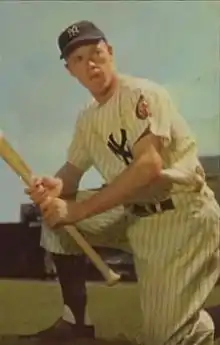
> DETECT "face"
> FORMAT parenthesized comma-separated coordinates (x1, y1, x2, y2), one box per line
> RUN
(65, 40, 115, 96)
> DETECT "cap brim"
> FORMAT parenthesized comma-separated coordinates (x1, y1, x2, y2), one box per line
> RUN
(60, 35, 104, 59)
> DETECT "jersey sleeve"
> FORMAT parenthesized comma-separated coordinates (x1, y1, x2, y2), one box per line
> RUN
(124, 84, 178, 149)
(67, 116, 93, 172)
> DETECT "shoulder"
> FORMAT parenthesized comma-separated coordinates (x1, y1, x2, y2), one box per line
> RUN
(118, 74, 172, 119)
(76, 98, 97, 127)
(119, 74, 169, 103)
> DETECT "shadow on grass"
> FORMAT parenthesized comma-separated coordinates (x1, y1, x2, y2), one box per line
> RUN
(0, 336, 132, 345)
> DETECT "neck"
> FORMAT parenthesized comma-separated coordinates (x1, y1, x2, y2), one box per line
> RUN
(93, 73, 119, 105)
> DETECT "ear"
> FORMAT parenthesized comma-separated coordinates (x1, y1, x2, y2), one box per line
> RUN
(107, 44, 113, 56)
(65, 63, 75, 77)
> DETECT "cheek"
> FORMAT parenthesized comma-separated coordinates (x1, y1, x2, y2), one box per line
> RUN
(102, 59, 113, 75)
(68, 64, 85, 80)
(100, 55, 111, 66)
(74, 69, 90, 86)
(94, 57, 111, 75)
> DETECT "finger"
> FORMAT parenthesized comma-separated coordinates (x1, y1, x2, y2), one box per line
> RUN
(28, 185, 47, 203)
(43, 212, 58, 228)
(28, 184, 45, 196)
(24, 185, 37, 195)
(31, 191, 49, 205)
(40, 196, 53, 212)
(42, 176, 58, 188)
(41, 203, 54, 218)
(43, 209, 65, 228)
(35, 184, 45, 193)
(30, 176, 43, 187)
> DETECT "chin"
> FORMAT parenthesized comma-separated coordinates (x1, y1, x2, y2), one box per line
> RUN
(91, 82, 107, 95)
(89, 74, 114, 97)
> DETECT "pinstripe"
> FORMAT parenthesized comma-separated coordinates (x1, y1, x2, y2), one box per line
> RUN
(41, 190, 133, 254)
(127, 192, 219, 344)
(41, 74, 220, 344)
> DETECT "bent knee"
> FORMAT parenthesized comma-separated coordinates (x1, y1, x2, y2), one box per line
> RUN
(142, 310, 215, 345)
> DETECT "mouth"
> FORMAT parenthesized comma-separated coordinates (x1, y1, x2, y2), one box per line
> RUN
(89, 70, 102, 80)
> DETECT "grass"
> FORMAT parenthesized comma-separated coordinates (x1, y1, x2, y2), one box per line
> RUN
(0, 279, 219, 345)
(0, 280, 141, 345)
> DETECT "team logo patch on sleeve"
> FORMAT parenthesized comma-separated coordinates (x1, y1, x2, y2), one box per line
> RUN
(135, 94, 152, 120)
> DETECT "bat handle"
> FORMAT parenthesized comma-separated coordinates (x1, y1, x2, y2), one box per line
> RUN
(0, 134, 121, 286)
(21, 176, 121, 285)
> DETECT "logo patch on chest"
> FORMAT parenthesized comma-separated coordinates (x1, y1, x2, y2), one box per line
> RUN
(136, 94, 152, 120)
(107, 129, 133, 166)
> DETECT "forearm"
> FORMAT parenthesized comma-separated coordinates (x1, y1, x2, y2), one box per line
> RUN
(123, 178, 172, 205)
(60, 186, 106, 201)
(54, 162, 83, 198)
(70, 157, 161, 223)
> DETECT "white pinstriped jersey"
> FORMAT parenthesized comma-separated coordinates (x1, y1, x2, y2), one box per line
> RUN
(68, 74, 207, 200)
(41, 74, 217, 255)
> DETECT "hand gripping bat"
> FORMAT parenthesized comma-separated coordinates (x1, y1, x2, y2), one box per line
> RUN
(0, 131, 121, 286)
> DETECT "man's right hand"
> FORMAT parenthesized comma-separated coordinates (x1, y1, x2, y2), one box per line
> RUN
(25, 176, 63, 205)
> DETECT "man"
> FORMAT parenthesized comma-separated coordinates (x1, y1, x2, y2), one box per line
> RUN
(25, 20, 220, 344)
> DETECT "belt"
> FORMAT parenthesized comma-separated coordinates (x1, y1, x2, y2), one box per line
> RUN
(131, 198, 175, 217)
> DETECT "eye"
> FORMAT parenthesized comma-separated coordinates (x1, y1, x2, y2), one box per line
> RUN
(96, 48, 102, 55)
(73, 55, 83, 64)
(93, 47, 102, 56)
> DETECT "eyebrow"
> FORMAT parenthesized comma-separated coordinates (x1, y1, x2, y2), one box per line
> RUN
(71, 42, 101, 60)
(88, 43, 100, 53)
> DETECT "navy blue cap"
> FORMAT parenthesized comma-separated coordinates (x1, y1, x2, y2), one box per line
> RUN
(58, 20, 107, 59)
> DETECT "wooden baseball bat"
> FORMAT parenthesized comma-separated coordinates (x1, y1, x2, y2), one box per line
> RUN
(0, 131, 121, 286)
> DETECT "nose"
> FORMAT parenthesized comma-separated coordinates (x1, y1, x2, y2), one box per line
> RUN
(87, 59, 96, 69)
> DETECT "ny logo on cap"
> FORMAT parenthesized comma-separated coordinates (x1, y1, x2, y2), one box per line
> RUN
(67, 25, 80, 39)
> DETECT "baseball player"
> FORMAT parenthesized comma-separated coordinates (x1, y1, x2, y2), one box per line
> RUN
(24, 20, 220, 344)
